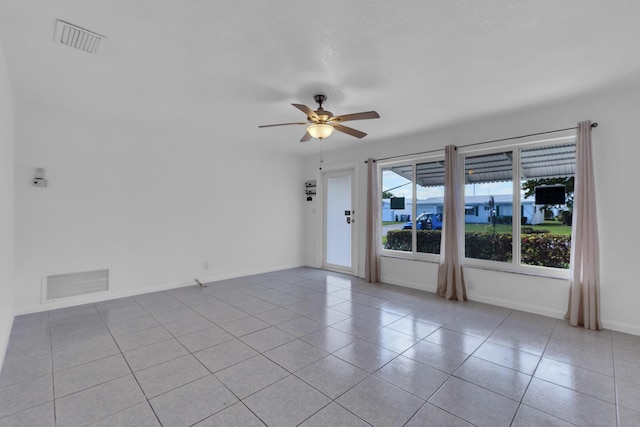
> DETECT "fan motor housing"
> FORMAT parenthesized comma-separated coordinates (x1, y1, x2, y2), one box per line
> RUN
(314, 110, 333, 122)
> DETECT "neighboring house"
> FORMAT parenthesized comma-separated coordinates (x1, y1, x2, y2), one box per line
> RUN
(383, 195, 541, 224)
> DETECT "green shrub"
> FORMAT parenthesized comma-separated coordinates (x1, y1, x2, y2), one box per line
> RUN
(464, 232, 512, 262)
(385, 230, 442, 254)
(385, 230, 412, 251)
(494, 216, 512, 224)
(521, 233, 571, 268)
(559, 210, 573, 226)
(417, 230, 441, 253)
(386, 230, 571, 269)
(521, 227, 549, 234)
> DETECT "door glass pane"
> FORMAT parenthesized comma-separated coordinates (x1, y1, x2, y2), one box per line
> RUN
(326, 174, 351, 267)
(381, 166, 413, 252)
(464, 151, 513, 262)
(416, 160, 445, 254)
(520, 143, 575, 269)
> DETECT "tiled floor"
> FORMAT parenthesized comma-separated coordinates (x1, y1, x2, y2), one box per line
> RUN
(1, 267, 639, 426)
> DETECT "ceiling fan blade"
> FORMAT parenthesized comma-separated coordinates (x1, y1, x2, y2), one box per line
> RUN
(258, 122, 307, 128)
(331, 111, 380, 122)
(300, 132, 312, 143)
(292, 104, 319, 121)
(333, 124, 367, 139)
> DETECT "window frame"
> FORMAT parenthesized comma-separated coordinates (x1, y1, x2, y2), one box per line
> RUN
(379, 153, 445, 262)
(459, 133, 576, 279)
(378, 131, 576, 279)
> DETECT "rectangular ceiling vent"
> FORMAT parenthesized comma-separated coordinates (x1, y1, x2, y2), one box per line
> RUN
(54, 19, 105, 54)
(43, 269, 109, 302)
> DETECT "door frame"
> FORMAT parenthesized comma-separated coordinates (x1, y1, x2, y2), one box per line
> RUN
(317, 162, 359, 276)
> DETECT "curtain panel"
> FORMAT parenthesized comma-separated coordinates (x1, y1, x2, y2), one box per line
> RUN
(437, 145, 467, 301)
(566, 121, 601, 330)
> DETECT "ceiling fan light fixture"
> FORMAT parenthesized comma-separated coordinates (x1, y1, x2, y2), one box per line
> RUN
(307, 123, 334, 139)
(258, 95, 379, 142)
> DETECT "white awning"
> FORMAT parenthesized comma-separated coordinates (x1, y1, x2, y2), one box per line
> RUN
(385, 143, 576, 187)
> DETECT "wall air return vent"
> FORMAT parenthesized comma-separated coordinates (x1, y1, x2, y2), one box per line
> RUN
(43, 269, 109, 302)
(54, 20, 105, 54)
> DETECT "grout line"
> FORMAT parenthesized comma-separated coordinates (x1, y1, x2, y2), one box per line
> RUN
(96, 301, 164, 426)
(48, 310, 57, 426)
(611, 331, 620, 427)
(4, 268, 633, 426)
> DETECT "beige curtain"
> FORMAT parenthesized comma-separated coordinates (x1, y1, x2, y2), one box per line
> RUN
(437, 145, 467, 301)
(365, 158, 380, 282)
(565, 121, 600, 330)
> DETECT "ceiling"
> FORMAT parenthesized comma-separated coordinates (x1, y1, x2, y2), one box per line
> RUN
(1, 0, 639, 154)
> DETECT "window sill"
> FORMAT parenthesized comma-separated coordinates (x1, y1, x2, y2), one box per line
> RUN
(380, 253, 570, 280)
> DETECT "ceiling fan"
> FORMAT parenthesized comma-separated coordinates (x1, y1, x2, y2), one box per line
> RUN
(259, 95, 380, 142)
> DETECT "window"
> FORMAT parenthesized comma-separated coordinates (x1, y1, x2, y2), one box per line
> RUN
(378, 134, 576, 275)
(465, 206, 479, 216)
(461, 139, 576, 272)
(464, 151, 514, 263)
(381, 165, 413, 253)
(380, 158, 444, 256)
(416, 160, 445, 255)
(519, 143, 575, 269)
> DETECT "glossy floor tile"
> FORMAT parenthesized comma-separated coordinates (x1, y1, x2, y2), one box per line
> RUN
(337, 376, 424, 426)
(1, 267, 637, 426)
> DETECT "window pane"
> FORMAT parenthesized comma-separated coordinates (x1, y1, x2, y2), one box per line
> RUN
(382, 166, 413, 252)
(416, 161, 445, 254)
(464, 152, 513, 262)
(520, 143, 575, 269)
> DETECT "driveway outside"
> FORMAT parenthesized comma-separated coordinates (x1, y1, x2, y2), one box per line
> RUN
(382, 223, 405, 237)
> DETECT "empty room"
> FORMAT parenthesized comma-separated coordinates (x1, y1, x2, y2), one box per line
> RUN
(1, 1, 639, 426)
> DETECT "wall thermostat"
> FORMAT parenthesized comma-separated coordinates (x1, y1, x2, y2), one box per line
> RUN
(33, 167, 48, 187)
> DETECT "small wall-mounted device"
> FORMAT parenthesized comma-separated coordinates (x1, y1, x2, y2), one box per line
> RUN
(305, 180, 317, 201)
(33, 167, 48, 187)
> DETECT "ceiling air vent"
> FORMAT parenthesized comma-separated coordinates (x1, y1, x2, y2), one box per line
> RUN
(54, 20, 105, 54)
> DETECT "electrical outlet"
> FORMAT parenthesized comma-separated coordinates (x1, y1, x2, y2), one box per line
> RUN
(203, 261, 209, 270)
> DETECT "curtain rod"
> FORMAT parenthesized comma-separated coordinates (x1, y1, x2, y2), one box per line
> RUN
(366, 122, 598, 163)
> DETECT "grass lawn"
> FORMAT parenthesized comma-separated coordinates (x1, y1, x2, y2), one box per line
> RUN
(382, 221, 404, 226)
(465, 220, 572, 236)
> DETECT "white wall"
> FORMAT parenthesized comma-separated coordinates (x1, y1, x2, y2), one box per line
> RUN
(13, 102, 308, 313)
(306, 76, 640, 335)
(0, 41, 15, 369)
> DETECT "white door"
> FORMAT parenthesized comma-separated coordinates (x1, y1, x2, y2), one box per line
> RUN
(323, 169, 355, 273)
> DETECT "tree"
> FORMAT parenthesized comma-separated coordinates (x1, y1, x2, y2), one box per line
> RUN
(522, 177, 574, 206)
(382, 190, 395, 199)
(521, 177, 574, 225)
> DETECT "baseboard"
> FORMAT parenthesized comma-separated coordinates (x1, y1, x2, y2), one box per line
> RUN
(196, 262, 305, 284)
(13, 264, 637, 337)
(380, 274, 437, 294)
(381, 274, 640, 336)
(600, 318, 640, 336)
(14, 279, 195, 316)
(466, 292, 566, 320)
(381, 274, 566, 319)
(0, 314, 14, 373)
(14, 262, 305, 316)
